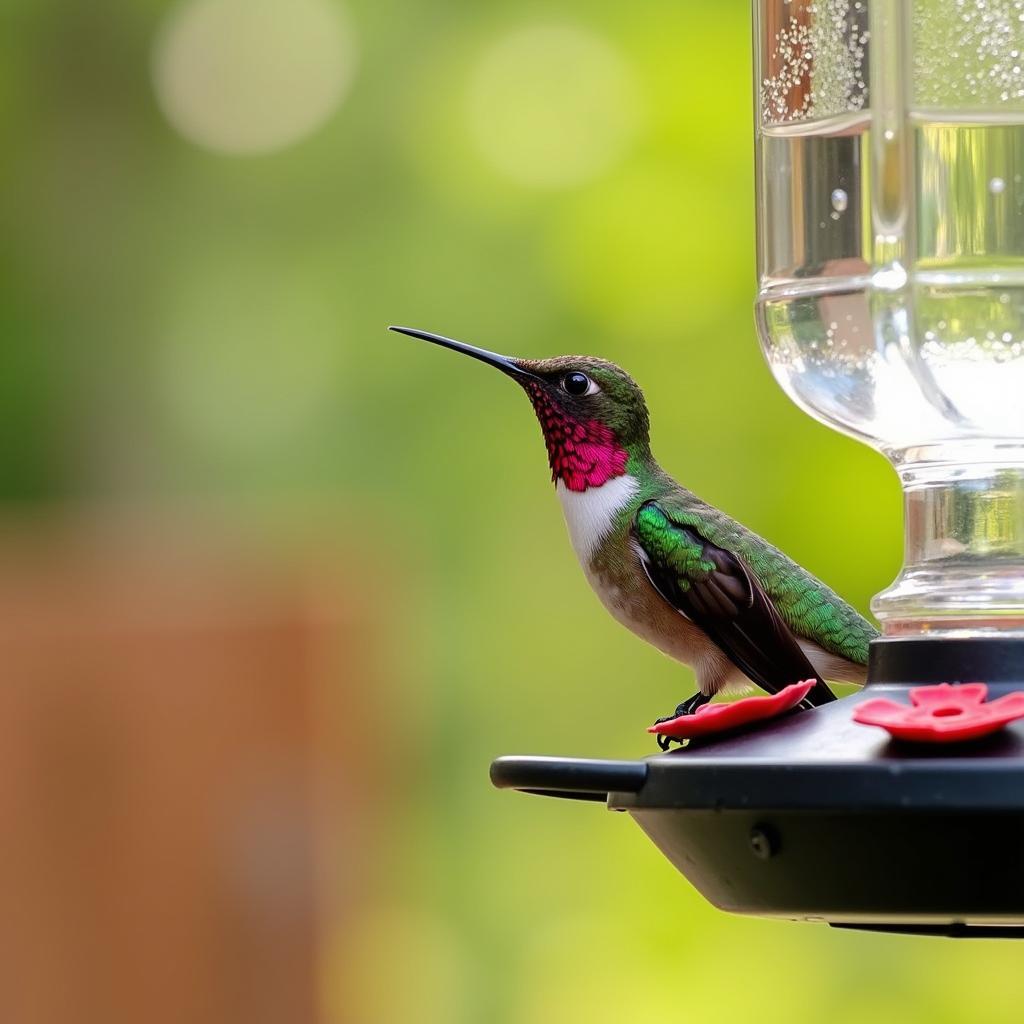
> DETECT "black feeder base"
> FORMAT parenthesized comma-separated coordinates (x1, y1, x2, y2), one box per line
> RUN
(490, 639, 1024, 937)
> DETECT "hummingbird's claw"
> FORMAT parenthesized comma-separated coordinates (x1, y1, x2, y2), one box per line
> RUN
(651, 692, 712, 750)
(652, 717, 690, 750)
(652, 712, 684, 750)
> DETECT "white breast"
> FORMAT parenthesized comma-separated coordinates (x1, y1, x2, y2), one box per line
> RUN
(556, 475, 641, 564)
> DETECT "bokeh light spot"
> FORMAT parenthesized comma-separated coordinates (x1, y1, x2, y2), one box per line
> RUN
(467, 25, 640, 188)
(152, 0, 356, 155)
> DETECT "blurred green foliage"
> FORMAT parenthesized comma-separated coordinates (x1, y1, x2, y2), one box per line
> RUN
(7, 1, 1024, 1022)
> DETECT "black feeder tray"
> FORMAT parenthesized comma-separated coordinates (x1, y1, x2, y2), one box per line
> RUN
(491, 638, 1024, 938)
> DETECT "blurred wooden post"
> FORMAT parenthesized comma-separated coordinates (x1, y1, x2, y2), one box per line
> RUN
(0, 527, 378, 1024)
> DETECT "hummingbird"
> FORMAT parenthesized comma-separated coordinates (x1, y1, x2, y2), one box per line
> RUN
(390, 326, 878, 747)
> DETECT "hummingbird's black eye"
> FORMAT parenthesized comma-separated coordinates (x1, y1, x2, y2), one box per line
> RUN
(561, 372, 596, 397)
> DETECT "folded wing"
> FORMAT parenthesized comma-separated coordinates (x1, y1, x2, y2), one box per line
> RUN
(633, 501, 836, 706)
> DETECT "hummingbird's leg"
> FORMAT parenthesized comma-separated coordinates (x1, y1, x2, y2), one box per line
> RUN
(652, 691, 712, 750)
(675, 691, 712, 716)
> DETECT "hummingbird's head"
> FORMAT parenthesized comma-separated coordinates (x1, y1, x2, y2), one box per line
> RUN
(390, 327, 650, 492)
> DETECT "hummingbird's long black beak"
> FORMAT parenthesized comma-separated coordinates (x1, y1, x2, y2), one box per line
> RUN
(388, 326, 539, 380)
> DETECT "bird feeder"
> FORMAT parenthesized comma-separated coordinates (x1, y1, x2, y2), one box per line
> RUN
(492, 0, 1024, 936)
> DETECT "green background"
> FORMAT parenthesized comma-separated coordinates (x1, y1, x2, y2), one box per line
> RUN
(6, 0, 1020, 1020)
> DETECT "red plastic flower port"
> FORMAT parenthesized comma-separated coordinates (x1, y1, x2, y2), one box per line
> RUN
(648, 680, 815, 742)
(853, 683, 1024, 743)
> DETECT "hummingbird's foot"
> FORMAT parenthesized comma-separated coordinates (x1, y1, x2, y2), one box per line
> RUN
(652, 692, 712, 750)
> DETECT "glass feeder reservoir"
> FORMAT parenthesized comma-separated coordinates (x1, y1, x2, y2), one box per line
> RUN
(755, 0, 1024, 634)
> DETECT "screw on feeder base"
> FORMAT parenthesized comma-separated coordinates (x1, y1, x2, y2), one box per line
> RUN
(749, 824, 779, 860)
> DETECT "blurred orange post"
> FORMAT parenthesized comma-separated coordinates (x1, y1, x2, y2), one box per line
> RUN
(0, 523, 379, 1024)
